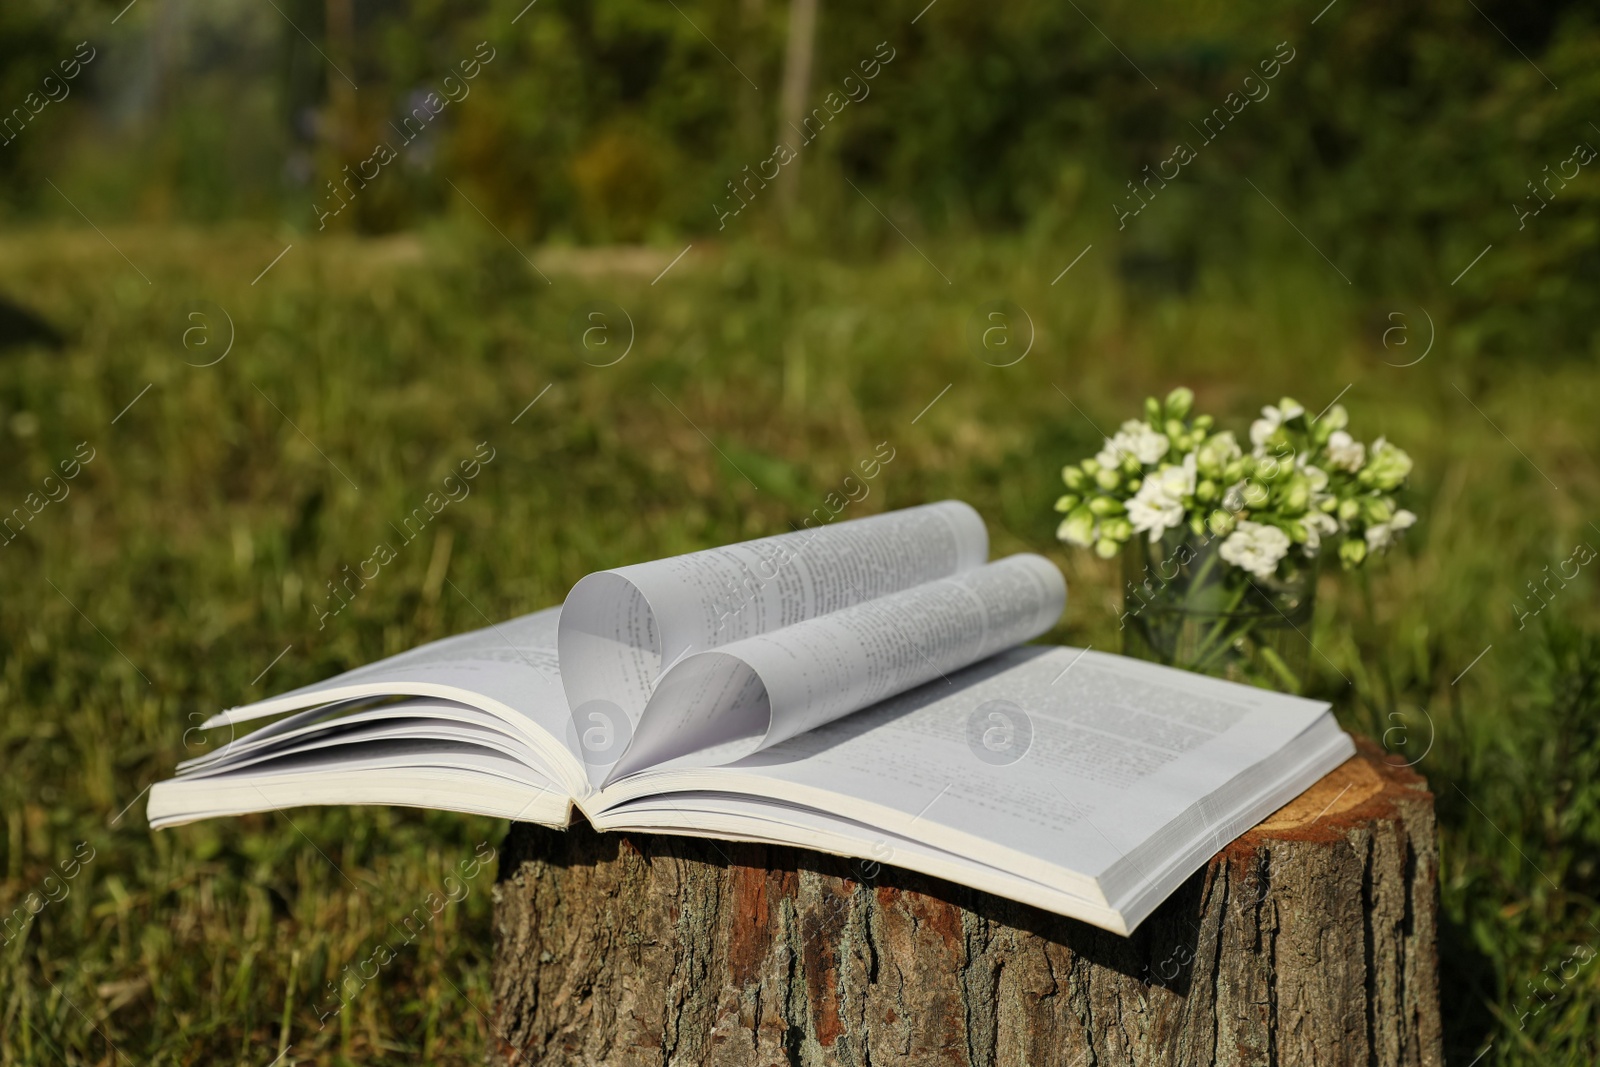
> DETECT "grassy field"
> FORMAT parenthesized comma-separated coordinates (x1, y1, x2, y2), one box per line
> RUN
(0, 226, 1597, 1064)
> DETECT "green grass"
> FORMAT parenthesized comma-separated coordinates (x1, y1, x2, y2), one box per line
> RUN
(0, 225, 1596, 1064)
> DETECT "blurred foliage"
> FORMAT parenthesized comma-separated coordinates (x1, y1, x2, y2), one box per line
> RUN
(1, 0, 1598, 358)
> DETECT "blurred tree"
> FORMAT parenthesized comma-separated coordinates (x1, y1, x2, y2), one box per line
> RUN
(0, 1, 94, 213)
(2, 0, 1596, 359)
(776, 0, 818, 214)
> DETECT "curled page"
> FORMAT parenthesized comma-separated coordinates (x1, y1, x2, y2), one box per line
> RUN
(607, 553, 1066, 782)
(557, 501, 988, 751)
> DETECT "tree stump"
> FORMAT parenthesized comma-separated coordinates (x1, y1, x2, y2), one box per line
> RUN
(491, 740, 1441, 1066)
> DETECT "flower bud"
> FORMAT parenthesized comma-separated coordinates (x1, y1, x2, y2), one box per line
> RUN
(1062, 466, 1086, 490)
(1094, 538, 1121, 559)
(1360, 441, 1413, 491)
(1164, 418, 1185, 442)
(1223, 458, 1246, 482)
(1208, 509, 1237, 537)
(1193, 414, 1214, 432)
(1321, 404, 1348, 432)
(1196, 431, 1239, 479)
(1058, 507, 1096, 547)
(1282, 475, 1311, 512)
(1361, 496, 1394, 525)
(1338, 498, 1361, 522)
(1338, 538, 1367, 568)
(1144, 396, 1162, 424)
(1082, 457, 1101, 475)
(1095, 467, 1121, 491)
(1196, 479, 1218, 503)
(1101, 516, 1133, 542)
(1088, 494, 1125, 517)
(1053, 493, 1080, 513)
(1164, 387, 1194, 421)
(1189, 514, 1207, 537)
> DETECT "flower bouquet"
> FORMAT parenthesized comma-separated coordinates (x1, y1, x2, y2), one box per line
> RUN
(1055, 388, 1416, 691)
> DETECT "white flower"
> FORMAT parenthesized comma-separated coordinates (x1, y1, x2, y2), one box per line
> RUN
(1302, 511, 1339, 555)
(1127, 453, 1197, 541)
(1249, 400, 1305, 449)
(1057, 515, 1096, 547)
(1249, 418, 1274, 450)
(1220, 520, 1292, 578)
(1364, 508, 1417, 552)
(1297, 462, 1337, 514)
(1127, 498, 1181, 541)
(1325, 430, 1365, 472)
(1105, 419, 1170, 467)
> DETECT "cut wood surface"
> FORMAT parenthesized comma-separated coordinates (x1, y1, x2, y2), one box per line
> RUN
(491, 739, 1441, 1067)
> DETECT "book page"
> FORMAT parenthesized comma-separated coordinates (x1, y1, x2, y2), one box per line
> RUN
(181, 698, 519, 773)
(556, 501, 988, 740)
(149, 739, 572, 829)
(194, 607, 579, 789)
(596, 645, 1346, 906)
(178, 708, 547, 780)
(206, 606, 563, 723)
(591, 789, 1127, 930)
(606, 553, 1067, 780)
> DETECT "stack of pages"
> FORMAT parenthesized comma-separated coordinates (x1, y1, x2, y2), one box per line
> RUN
(151, 501, 1353, 935)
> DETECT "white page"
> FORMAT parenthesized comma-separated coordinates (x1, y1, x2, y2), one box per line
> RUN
(596, 646, 1346, 905)
(194, 606, 578, 787)
(1100, 714, 1351, 929)
(205, 606, 563, 726)
(556, 501, 989, 736)
(180, 695, 396, 772)
(594, 790, 1126, 930)
(176, 716, 545, 780)
(592, 716, 1349, 934)
(608, 553, 1067, 779)
(148, 740, 571, 829)
(181, 699, 523, 773)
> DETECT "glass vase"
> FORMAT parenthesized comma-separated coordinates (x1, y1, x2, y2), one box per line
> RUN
(1119, 526, 1317, 693)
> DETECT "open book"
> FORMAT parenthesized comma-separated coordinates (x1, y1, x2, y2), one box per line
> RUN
(150, 501, 1354, 935)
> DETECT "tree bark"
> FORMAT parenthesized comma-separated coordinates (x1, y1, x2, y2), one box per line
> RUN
(774, 0, 819, 212)
(491, 739, 1441, 1066)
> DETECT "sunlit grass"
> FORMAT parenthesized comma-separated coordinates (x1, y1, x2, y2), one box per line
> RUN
(0, 226, 1595, 1063)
